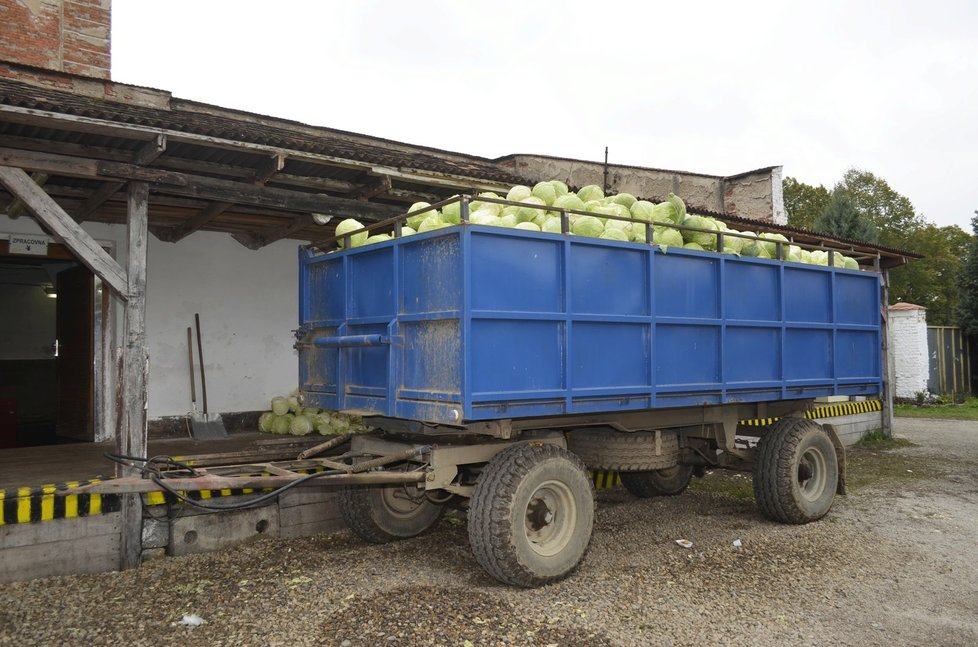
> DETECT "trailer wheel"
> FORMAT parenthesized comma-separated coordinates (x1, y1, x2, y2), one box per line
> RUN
(339, 484, 445, 543)
(753, 418, 838, 524)
(620, 464, 693, 498)
(468, 443, 595, 587)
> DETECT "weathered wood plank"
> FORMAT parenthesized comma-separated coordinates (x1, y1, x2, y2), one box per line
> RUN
(0, 528, 122, 583)
(132, 134, 166, 166)
(5, 171, 48, 217)
(158, 200, 233, 242)
(0, 511, 122, 549)
(97, 161, 401, 220)
(232, 214, 312, 249)
(0, 165, 129, 298)
(0, 147, 99, 178)
(118, 181, 149, 570)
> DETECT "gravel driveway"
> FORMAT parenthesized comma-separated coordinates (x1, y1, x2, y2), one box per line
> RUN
(2, 418, 976, 647)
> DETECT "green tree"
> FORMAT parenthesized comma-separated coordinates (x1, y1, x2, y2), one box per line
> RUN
(782, 176, 830, 231)
(835, 168, 924, 248)
(813, 188, 878, 243)
(890, 223, 972, 325)
(955, 213, 978, 336)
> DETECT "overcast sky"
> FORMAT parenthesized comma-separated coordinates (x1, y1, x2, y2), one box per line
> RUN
(111, 0, 977, 231)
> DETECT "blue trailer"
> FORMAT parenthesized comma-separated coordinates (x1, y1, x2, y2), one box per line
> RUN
(296, 196, 885, 587)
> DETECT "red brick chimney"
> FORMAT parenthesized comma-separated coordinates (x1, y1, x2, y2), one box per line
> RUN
(0, 0, 111, 79)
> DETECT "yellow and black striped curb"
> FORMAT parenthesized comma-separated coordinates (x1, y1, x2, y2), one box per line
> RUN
(739, 399, 882, 427)
(0, 478, 120, 526)
(590, 470, 622, 490)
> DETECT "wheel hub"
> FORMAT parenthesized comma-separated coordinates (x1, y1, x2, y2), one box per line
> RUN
(523, 480, 577, 557)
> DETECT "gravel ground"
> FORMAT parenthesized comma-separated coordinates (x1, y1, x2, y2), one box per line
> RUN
(2, 417, 977, 647)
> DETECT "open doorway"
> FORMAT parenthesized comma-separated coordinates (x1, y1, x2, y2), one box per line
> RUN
(0, 252, 101, 448)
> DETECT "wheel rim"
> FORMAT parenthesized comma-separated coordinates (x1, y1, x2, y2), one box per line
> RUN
(378, 485, 425, 519)
(524, 479, 577, 557)
(797, 446, 827, 501)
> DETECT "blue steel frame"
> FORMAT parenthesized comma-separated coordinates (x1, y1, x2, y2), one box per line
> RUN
(298, 225, 882, 426)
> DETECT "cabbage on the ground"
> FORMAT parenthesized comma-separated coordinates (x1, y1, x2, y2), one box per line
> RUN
(258, 390, 375, 436)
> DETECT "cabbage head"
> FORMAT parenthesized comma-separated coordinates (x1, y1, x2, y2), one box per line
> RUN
(843, 256, 859, 270)
(532, 182, 557, 206)
(683, 242, 705, 251)
(630, 200, 655, 221)
(270, 396, 290, 415)
(681, 215, 718, 250)
(400, 226, 417, 237)
(441, 197, 461, 224)
(364, 234, 391, 245)
(515, 222, 541, 232)
(406, 203, 434, 230)
(550, 180, 569, 198)
(470, 192, 503, 216)
(290, 415, 313, 436)
(758, 233, 789, 258)
(335, 218, 368, 248)
(572, 215, 604, 238)
(418, 215, 449, 232)
(470, 210, 501, 226)
(610, 193, 637, 209)
(497, 213, 519, 228)
(506, 185, 532, 202)
(271, 413, 294, 435)
(542, 216, 563, 234)
(553, 193, 586, 213)
(667, 193, 687, 221)
(516, 195, 547, 223)
(722, 230, 745, 255)
(653, 226, 684, 248)
(258, 411, 275, 433)
(651, 201, 681, 225)
(577, 185, 604, 202)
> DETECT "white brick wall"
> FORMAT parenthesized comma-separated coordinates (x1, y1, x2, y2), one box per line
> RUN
(889, 308, 929, 398)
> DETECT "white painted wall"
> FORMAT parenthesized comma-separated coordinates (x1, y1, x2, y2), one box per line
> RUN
(888, 308, 929, 398)
(2, 215, 299, 419)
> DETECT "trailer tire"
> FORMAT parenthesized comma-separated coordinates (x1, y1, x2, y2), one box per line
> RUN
(468, 443, 594, 588)
(753, 417, 838, 524)
(339, 484, 445, 544)
(620, 464, 693, 498)
(566, 428, 679, 471)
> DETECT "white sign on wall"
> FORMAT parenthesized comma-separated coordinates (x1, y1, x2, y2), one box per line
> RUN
(8, 234, 50, 256)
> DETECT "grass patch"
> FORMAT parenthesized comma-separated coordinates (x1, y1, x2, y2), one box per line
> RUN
(855, 430, 915, 450)
(895, 397, 978, 421)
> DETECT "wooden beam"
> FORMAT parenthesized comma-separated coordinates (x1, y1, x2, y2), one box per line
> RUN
(0, 166, 129, 298)
(232, 214, 312, 250)
(0, 147, 99, 178)
(253, 153, 285, 185)
(354, 174, 392, 201)
(161, 154, 287, 243)
(5, 172, 48, 217)
(156, 200, 233, 243)
(118, 181, 149, 570)
(75, 180, 125, 223)
(132, 134, 166, 166)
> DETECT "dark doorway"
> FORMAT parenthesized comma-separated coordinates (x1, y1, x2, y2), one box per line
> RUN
(0, 253, 96, 448)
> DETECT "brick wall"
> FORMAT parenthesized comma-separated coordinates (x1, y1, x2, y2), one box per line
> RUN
(0, 0, 110, 80)
(888, 307, 929, 398)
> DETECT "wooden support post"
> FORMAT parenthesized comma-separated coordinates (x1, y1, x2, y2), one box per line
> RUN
(117, 181, 149, 570)
(880, 269, 894, 437)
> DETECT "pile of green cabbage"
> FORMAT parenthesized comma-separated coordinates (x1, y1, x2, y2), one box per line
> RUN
(257, 389, 373, 436)
(333, 181, 860, 269)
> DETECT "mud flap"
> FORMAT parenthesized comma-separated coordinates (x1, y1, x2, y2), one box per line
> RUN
(821, 423, 847, 495)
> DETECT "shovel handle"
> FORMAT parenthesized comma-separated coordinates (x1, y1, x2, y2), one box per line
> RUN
(187, 327, 196, 405)
(195, 313, 208, 415)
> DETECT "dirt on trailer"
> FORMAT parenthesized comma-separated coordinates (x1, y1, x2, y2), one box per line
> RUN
(2, 418, 977, 647)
